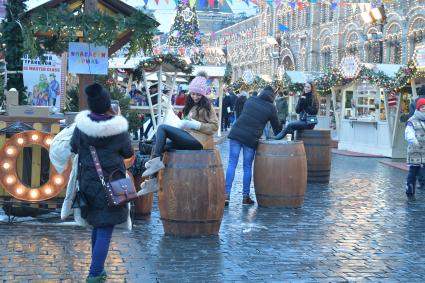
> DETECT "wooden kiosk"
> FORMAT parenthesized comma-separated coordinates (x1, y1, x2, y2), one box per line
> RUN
(330, 61, 416, 158)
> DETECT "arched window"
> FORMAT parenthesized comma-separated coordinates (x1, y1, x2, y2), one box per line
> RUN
(321, 37, 332, 71)
(385, 23, 402, 64)
(365, 27, 382, 63)
(409, 17, 425, 58)
(346, 32, 359, 56)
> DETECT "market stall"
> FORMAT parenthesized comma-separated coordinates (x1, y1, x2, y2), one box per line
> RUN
(321, 56, 417, 158)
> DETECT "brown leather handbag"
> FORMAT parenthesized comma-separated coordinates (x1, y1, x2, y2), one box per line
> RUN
(89, 146, 138, 207)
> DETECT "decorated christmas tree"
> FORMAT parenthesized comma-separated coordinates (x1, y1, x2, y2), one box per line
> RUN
(167, 0, 204, 64)
(0, 0, 28, 104)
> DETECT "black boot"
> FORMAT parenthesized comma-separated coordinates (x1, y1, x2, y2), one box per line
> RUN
(273, 128, 287, 140)
(406, 182, 416, 199)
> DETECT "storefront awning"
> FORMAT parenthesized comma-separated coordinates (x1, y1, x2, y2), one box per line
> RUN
(285, 71, 323, 83)
(362, 63, 404, 77)
(192, 66, 225, 78)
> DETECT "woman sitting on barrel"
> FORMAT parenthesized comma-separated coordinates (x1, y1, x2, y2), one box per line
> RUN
(138, 71, 219, 194)
(274, 81, 319, 140)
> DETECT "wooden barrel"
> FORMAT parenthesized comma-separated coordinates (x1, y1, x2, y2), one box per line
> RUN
(133, 175, 153, 218)
(296, 130, 331, 183)
(254, 140, 307, 208)
(158, 150, 225, 237)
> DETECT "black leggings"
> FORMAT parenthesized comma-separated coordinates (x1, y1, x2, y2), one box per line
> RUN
(154, 124, 203, 158)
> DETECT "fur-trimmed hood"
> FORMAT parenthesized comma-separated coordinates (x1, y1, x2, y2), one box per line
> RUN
(74, 110, 128, 138)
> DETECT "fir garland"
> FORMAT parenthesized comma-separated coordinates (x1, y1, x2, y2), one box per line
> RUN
(22, 4, 159, 60)
(314, 60, 417, 95)
(133, 54, 193, 81)
(223, 63, 232, 86)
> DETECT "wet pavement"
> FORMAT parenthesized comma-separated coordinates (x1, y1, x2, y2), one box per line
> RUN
(1, 139, 425, 282)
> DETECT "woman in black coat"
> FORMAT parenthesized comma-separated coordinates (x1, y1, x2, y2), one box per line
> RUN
(70, 83, 133, 282)
(274, 82, 319, 140)
(225, 86, 281, 205)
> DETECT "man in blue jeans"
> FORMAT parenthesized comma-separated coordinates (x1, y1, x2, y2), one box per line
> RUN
(225, 86, 281, 205)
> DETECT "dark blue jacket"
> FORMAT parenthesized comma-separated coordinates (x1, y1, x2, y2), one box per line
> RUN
(228, 89, 281, 149)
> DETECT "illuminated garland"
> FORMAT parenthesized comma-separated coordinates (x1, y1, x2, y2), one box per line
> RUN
(314, 61, 417, 95)
(133, 54, 193, 80)
(22, 4, 159, 60)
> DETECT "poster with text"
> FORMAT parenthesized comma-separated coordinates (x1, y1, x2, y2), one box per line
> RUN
(22, 54, 64, 109)
(68, 42, 108, 75)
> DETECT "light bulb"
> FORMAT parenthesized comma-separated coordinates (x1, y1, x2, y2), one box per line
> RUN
(5, 176, 15, 184)
(45, 138, 53, 145)
(44, 187, 52, 195)
(3, 162, 10, 170)
(30, 189, 39, 199)
(31, 134, 39, 141)
(6, 147, 15, 155)
(17, 138, 24, 145)
(16, 187, 24, 195)
(54, 176, 63, 185)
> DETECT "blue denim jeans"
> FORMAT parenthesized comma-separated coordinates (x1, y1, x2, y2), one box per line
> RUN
(225, 139, 256, 196)
(88, 226, 114, 277)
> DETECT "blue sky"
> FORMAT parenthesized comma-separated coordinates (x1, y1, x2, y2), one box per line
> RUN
(26, 0, 257, 32)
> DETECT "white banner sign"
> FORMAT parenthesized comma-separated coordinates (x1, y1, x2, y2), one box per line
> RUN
(68, 42, 108, 75)
(22, 54, 64, 109)
(340, 56, 361, 79)
(415, 44, 425, 71)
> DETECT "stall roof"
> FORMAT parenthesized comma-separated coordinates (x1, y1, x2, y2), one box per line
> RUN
(192, 66, 225, 78)
(363, 63, 403, 77)
(145, 72, 187, 83)
(109, 57, 145, 69)
(285, 71, 323, 83)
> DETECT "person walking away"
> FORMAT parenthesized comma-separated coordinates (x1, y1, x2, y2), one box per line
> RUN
(229, 90, 237, 125)
(274, 82, 318, 140)
(405, 98, 425, 200)
(234, 91, 248, 119)
(222, 92, 231, 131)
(70, 83, 134, 282)
(225, 86, 281, 205)
(138, 72, 219, 194)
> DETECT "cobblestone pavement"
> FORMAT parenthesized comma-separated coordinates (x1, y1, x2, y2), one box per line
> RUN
(1, 139, 425, 282)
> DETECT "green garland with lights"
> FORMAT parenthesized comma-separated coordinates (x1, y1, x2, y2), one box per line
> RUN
(22, 4, 159, 60)
(133, 54, 193, 80)
(313, 60, 417, 95)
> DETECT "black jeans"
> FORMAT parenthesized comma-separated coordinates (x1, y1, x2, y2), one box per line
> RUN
(154, 124, 203, 158)
(277, 120, 315, 140)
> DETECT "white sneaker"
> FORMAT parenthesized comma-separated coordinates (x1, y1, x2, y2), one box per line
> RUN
(137, 178, 160, 196)
(142, 157, 165, 177)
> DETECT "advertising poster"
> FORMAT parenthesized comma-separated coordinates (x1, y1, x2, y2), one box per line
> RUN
(68, 42, 108, 75)
(22, 54, 64, 109)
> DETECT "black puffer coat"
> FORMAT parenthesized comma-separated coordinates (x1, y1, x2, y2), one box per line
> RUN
(295, 92, 319, 120)
(228, 88, 281, 149)
(70, 111, 134, 227)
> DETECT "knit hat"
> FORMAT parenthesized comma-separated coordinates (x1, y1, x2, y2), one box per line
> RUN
(417, 98, 425, 110)
(85, 83, 111, 114)
(189, 71, 208, 96)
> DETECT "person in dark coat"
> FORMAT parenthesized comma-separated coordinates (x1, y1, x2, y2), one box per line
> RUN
(234, 91, 248, 119)
(409, 85, 425, 117)
(225, 86, 281, 205)
(229, 90, 238, 124)
(70, 83, 134, 282)
(274, 82, 319, 140)
(222, 93, 231, 131)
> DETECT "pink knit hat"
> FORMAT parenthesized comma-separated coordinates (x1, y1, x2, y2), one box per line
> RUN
(189, 72, 208, 96)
